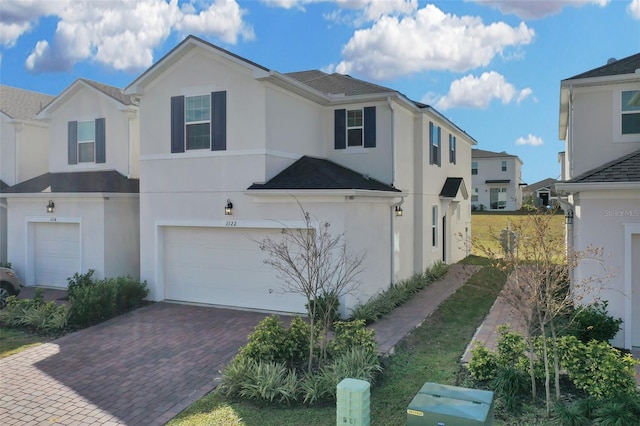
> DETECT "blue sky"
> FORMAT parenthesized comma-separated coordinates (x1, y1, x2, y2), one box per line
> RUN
(1, 0, 639, 184)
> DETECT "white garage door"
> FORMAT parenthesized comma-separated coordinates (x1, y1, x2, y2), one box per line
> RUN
(163, 226, 306, 313)
(34, 222, 80, 287)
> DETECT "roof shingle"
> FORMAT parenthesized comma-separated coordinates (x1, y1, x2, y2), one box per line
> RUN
(0, 85, 55, 120)
(564, 52, 640, 80)
(566, 149, 640, 183)
(285, 70, 397, 97)
(1, 171, 139, 194)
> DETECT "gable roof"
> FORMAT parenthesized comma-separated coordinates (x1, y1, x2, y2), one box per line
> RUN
(524, 177, 557, 193)
(247, 156, 400, 192)
(79, 78, 135, 106)
(439, 177, 468, 199)
(0, 85, 54, 120)
(472, 148, 518, 159)
(1, 171, 139, 194)
(564, 149, 640, 184)
(564, 52, 640, 81)
(286, 70, 397, 97)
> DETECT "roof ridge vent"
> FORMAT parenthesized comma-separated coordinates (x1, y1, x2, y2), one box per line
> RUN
(607, 57, 617, 64)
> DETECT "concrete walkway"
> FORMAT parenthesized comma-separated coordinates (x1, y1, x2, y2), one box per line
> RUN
(370, 264, 482, 355)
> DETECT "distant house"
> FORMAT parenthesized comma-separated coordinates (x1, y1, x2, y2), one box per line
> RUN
(0, 86, 54, 264)
(523, 177, 558, 208)
(555, 52, 640, 349)
(471, 148, 524, 211)
(3, 79, 140, 286)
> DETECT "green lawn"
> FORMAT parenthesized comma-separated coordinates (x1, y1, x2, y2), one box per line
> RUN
(168, 263, 508, 426)
(0, 328, 48, 358)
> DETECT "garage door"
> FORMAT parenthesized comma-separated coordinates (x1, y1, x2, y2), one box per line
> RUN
(34, 222, 80, 287)
(163, 226, 307, 313)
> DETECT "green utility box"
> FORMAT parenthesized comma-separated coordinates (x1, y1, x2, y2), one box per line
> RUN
(406, 382, 494, 426)
(336, 378, 370, 426)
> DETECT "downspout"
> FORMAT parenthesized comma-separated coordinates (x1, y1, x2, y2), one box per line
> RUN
(388, 96, 397, 287)
(568, 85, 574, 179)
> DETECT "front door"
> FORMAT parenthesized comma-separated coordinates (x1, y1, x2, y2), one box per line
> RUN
(442, 215, 446, 263)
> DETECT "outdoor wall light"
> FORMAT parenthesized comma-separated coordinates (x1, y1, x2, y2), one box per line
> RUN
(395, 205, 403, 217)
(224, 199, 233, 215)
(46, 200, 55, 214)
(565, 208, 574, 225)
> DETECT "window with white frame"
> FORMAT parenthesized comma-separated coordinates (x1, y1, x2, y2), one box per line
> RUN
(501, 160, 507, 172)
(490, 187, 507, 209)
(621, 90, 640, 135)
(432, 205, 438, 247)
(185, 95, 211, 150)
(472, 187, 478, 202)
(347, 109, 364, 147)
(429, 123, 441, 166)
(472, 161, 478, 175)
(449, 134, 456, 164)
(171, 91, 226, 153)
(77, 121, 95, 163)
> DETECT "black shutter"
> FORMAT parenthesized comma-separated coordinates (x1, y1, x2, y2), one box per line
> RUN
(437, 126, 441, 166)
(363, 106, 376, 148)
(68, 121, 77, 164)
(429, 122, 434, 165)
(95, 118, 106, 163)
(334, 109, 346, 149)
(171, 96, 185, 153)
(211, 91, 226, 151)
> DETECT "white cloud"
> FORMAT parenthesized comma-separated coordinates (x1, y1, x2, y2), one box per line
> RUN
(435, 71, 532, 110)
(629, 0, 640, 19)
(0, 0, 64, 47)
(516, 134, 544, 146)
(21, 0, 253, 74)
(469, 0, 610, 20)
(335, 4, 534, 81)
(262, 0, 417, 24)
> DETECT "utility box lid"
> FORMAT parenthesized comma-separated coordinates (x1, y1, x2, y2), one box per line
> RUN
(407, 382, 494, 424)
(338, 378, 370, 392)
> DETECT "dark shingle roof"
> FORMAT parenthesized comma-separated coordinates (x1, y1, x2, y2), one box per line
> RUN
(0, 85, 55, 120)
(0, 180, 8, 191)
(79, 79, 135, 106)
(285, 70, 397, 96)
(524, 178, 557, 193)
(472, 148, 517, 159)
(565, 52, 640, 80)
(248, 156, 399, 192)
(440, 177, 464, 197)
(486, 179, 511, 184)
(566, 149, 640, 183)
(1, 171, 139, 193)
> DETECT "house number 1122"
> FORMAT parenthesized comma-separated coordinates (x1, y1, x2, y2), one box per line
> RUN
(225, 221, 237, 227)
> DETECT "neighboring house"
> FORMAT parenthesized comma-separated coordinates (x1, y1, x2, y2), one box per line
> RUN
(523, 177, 558, 208)
(555, 52, 640, 350)
(0, 85, 54, 264)
(124, 35, 476, 315)
(471, 148, 524, 211)
(3, 79, 140, 287)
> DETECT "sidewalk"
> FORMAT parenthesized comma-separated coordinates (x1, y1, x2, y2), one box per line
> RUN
(369, 264, 482, 356)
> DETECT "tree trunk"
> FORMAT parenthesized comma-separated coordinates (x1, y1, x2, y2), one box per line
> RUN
(539, 318, 551, 417)
(550, 321, 561, 401)
(527, 337, 537, 400)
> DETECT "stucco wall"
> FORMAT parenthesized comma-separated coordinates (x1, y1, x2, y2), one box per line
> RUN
(104, 196, 140, 279)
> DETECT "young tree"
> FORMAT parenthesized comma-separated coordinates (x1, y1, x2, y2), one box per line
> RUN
(474, 210, 612, 416)
(257, 204, 365, 371)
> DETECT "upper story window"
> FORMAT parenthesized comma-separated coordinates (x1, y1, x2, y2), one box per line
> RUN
(501, 160, 507, 172)
(472, 161, 478, 175)
(334, 107, 376, 149)
(429, 122, 441, 166)
(471, 187, 478, 202)
(171, 91, 227, 153)
(621, 90, 640, 135)
(68, 118, 105, 165)
(449, 135, 456, 164)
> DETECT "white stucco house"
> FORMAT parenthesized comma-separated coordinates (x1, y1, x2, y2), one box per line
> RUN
(523, 177, 558, 208)
(3, 79, 140, 287)
(471, 148, 524, 211)
(555, 52, 640, 350)
(124, 35, 476, 315)
(0, 86, 54, 264)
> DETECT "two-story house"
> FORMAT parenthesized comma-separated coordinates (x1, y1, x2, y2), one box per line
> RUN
(471, 148, 523, 211)
(124, 35, 475, 315)
(523, 177, 558, 208)
(0, 86, 54, 263)
(3, 79, 140, 287)
(555, 52, 640, 350)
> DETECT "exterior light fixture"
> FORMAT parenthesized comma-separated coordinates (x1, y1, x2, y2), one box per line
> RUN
(46, 200, 55, 214)
(565, 208, 574, 225)
(224, 199, 233, 216)
(395, 205, 403, 217)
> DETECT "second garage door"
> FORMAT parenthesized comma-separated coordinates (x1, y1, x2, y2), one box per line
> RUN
(34, 222, 81, 287)
(163, 226, 307, 313)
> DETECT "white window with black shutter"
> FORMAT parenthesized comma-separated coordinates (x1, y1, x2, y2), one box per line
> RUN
(449, 134, 456, 164)
(68, 118, 105, 164)
(429, 122, 441, 166)
(171, 91, 226, 153)
(334, 106, 376, 149)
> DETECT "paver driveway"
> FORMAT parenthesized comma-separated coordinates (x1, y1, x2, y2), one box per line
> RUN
(0, 303, 271, 425)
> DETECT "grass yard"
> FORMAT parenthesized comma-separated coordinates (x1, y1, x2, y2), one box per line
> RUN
(471, 210, 565, 257)
(0, 328, 49, 358)
(167, 262, 508, 426)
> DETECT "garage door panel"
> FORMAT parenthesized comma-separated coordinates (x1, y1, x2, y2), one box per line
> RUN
(163, 226, 306, 313)
(34, 223, 80, 288)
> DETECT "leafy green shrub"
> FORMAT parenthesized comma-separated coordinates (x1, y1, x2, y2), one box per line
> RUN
(492, 366, 529, 411)
(300, 369, 336, 404)
(558, 335, 638, 400)
(239, 315, 310, 366)
(468, 344, 498, 381)
(495, 325, 529, 371)
(554, 401, 590, 426)
(66, 269, 96, 297)
(569, 301, 622, 343)
(0, 292, 68, 333)
(592, 394, 640, 425)
(237, 360, 299, 404)
(350, 262, 448, 323)
(68, 276, 148, 327)
(328, 319, 376, 357)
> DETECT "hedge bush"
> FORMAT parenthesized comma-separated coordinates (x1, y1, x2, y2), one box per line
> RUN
(0, 288, 68, 333)
(568, 301, 622, 344)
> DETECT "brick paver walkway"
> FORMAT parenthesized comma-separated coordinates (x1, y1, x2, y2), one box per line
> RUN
(0, 303, 270, 426)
